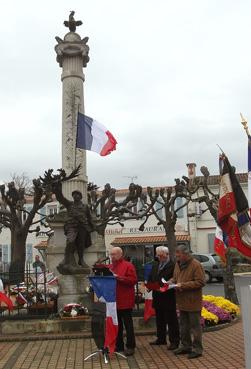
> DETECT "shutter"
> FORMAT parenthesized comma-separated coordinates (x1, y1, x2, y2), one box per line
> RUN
(26, 243, 33, 263)
(2, 245, 9, 262)
(208, 233, 215, 253)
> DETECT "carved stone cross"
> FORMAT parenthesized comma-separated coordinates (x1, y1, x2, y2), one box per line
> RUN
(64, 11, 83, 32)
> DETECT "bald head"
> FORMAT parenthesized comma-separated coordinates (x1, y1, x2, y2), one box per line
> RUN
(110, 247, 123, 263)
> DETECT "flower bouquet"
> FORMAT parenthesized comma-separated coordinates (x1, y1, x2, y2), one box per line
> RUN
(60, 303, 89, 318)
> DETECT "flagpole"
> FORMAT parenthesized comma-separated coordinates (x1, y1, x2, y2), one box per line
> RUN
(240, 113, 250, 137)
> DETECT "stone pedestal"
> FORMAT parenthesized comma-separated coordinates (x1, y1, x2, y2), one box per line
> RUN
(57, 274, 90, 311)
(234, 273, 251, 303)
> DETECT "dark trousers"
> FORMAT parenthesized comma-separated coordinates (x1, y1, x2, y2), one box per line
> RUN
(116, 309, 136, 350)
(179, 310, 203, 354)
(155, 306, 180, 345)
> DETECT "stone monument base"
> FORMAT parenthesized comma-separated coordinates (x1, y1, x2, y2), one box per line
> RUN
(57, 273, 91, 311)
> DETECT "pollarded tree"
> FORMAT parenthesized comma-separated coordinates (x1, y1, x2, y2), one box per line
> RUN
(142, 178, 197, 261)
(87, 182, 150, 237)
(0, 169, 80, 274)
(87, 178, 198, 261)
(0, 179, 51, 274)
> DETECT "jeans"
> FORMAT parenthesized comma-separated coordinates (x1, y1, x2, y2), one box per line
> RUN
(179, 310, 203, 354)
(116, 309, 136, 350)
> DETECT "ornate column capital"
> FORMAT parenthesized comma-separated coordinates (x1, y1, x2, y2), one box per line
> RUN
(55, 32, 90, 68)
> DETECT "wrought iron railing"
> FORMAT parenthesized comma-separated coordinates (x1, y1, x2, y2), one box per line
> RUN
(0, 265, 58, 320)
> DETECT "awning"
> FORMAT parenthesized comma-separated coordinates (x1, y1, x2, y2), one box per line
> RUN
(111, 234, 190, 246)
(34, 240, 48, 250)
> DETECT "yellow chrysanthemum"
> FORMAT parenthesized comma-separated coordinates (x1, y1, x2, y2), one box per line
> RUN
(203, 295, 240, 315)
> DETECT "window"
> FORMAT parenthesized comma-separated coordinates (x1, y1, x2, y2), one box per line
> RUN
(212, 254, 221, 262)
(47, 205, 58, 216)
(144, 245, 154, 264)
(40, 207, 46, 224)
(2, 245, 9, 263)
(193, 254, 201, 262)
(26, 244, 33, 263)
(175, 197, 184, 218)
(131, 205, 137, 214)
(23, 205, 32, 222)
(155, 197, 164, 219)
(200, 255, 209, 262)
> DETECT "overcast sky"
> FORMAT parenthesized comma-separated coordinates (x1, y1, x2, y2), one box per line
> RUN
(0, 1, 250, 189)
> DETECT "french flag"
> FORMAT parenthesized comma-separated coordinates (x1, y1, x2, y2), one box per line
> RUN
(218, 155, 251, 259)
(89, 276, 118, 354)
(76, 113, 117, 156)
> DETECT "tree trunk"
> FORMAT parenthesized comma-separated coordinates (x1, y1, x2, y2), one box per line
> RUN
(223, 249, 239, 304)
(9, 227, 28, 283)
(165, 226, 177, 261)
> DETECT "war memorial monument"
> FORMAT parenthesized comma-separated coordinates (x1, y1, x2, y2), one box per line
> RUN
(46, 12, 106, 310)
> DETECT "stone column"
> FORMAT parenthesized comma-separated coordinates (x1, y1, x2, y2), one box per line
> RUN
(47, 15, 107, 311)
(55, 31, 89, 201)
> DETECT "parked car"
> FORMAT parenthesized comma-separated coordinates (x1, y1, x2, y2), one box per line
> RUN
(192, 253, 223, 283)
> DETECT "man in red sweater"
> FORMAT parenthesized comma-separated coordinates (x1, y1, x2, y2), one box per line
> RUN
(109, 247, 137, 356)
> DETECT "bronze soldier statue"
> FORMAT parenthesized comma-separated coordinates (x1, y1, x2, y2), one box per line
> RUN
(53, 183, 94, 274)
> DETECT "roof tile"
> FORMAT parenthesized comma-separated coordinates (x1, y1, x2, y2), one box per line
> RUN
(111, 234, 190, 245)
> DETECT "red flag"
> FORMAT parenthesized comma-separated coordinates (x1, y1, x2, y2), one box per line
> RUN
(0, 292, 14, 310)
(144, 290, 155, 321)
(218, 155, 251, 259)
(214, 226, 227, 262)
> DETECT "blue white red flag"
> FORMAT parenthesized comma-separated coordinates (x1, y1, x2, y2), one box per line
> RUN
(89, 276, 118, 354)
(218, 155, 251, 259)
(76, 113, 117, 156)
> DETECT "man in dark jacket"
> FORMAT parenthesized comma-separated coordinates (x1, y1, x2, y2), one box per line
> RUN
(109, 247, 137, 356)
(148, 246, 180, 349)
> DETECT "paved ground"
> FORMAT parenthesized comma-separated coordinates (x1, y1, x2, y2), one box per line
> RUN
(203, 282, 224, 297)
(0, 322, 245, 369)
